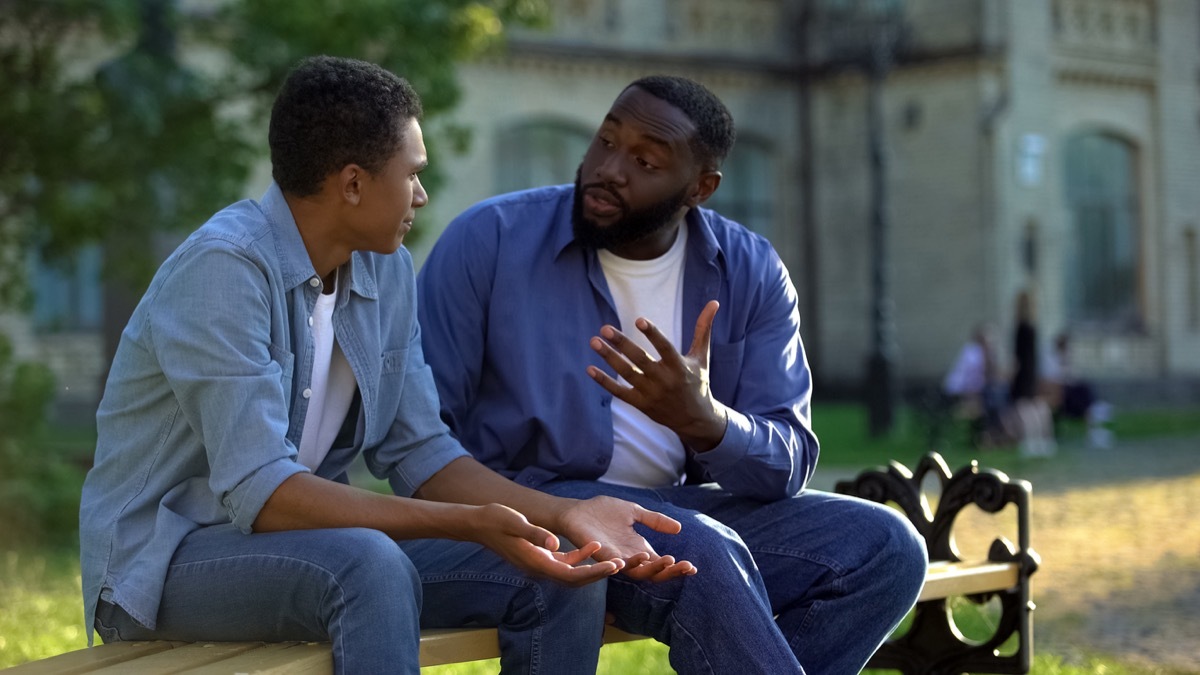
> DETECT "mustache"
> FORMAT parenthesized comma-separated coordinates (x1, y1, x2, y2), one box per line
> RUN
(581, 182, 628, 211)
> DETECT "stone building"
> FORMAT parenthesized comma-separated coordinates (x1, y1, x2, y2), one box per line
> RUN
(13, 0, 1200, 418)
(416, 0, 1200, 398)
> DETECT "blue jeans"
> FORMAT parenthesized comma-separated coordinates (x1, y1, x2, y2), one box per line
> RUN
(540, 482, 929, 675)
(93, 524, 606, 674)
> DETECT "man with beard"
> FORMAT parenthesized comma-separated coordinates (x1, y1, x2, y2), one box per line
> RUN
(417, 75, 928, 673)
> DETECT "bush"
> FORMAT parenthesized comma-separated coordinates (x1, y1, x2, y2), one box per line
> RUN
(0, 332, 80, 547)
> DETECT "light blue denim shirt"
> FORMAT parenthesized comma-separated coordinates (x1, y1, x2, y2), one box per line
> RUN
(417, 185, 818, 502)
(80, 183, 468, 641)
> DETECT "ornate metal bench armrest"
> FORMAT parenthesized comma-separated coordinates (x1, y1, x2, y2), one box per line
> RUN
(835, 452, 1040, 675)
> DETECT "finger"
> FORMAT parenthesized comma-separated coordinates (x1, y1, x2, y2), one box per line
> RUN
(586, 364, 639, 404)
(687, 300, 720, 362)
(515, 522, 559, 552)
(517, 542, 620, 585)
(598, 325, 657, 371)
(635, 317, 685, 368)
(619, 555, 676, 581)
(634, 506, 682, 535)
(553, 541, 603, 566)
(622, 551, 652, 568)
(647, 560, 698, 583)
(590, 336, 647, 384)
(551, 560, 622, 586)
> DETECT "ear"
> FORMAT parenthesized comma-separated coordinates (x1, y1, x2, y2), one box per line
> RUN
(687, 170, 722, 207)
(338, 164, 365, 206)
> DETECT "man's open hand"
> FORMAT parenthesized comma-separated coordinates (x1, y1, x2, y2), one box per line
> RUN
(558, 496, 697, 583)
(587, 300, 729, 451)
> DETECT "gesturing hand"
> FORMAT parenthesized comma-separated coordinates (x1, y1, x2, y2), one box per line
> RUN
(470, 503, 623, 587)
(559, 496, 697, 583)
(587, 300, 729, 452)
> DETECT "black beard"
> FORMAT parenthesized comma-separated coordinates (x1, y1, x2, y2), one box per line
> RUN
(571, 168, 690, 251)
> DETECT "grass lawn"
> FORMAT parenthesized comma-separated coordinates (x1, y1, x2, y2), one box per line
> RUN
(2, 403, 1198, 672)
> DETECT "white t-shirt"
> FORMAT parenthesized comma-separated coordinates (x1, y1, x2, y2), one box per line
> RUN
(296, 274, 358, 472)
(595, 226, 689, 488)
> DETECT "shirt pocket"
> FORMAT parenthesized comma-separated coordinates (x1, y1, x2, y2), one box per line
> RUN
(709, 340, 745, 404)
(367, 347, 410, 445)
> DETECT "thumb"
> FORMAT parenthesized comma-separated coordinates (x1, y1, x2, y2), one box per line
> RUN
(688, 300, 720, 361)
(634, 506, 682, 535)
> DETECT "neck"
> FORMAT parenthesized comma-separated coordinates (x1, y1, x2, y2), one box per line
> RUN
(609, 219, 684, 261)
(284, 192, 352, 279)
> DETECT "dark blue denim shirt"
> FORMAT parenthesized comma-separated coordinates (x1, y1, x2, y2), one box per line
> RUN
(417, 185, 818, 502)
(80, 184, 467, 641)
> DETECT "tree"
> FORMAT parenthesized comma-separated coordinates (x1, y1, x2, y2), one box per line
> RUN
(0, 0, 548, 300)
(0, 0, 548, 543)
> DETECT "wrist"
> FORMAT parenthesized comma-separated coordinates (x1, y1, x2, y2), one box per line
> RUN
(679, 403, 729, 453)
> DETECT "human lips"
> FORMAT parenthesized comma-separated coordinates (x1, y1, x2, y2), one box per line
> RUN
(583, 186, 624, 219)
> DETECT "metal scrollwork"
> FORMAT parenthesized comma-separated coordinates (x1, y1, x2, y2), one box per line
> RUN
(835, 452, 1040, 675)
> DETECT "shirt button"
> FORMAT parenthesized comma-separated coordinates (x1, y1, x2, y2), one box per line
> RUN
(308, 316, 314, 326)
(595, 457, 606, 466)
(309, 277, 320, 287)
(302, 388, 312, 399)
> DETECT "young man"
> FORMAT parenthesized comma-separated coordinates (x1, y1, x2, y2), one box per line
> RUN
(418, 75, 929, 674)
(80, 56, 690, 675)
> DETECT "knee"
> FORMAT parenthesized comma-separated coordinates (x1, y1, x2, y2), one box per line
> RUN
(329, 528, 421, 601)
(661, 513, 749, 565)
(868, 505, 928, 594)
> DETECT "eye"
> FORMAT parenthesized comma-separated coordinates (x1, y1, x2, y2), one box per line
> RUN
(635, 157, 657, 171)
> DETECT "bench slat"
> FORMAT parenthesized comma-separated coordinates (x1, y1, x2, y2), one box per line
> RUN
(3, 641, 189, 674)
(418, 625, 643, 666)
(84, 642, 262, 674)
(178, 642, 331, 674)
(920, 560, 1019, 602)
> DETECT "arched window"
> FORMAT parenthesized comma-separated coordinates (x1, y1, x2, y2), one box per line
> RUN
(705, 136, 776, 241)
(1063, 132, 1140, 330)
(495, 119, 592, 194)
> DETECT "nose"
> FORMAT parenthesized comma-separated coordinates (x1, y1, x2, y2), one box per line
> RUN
(413, 176, 429, 209)
(593, 151, 627, 187)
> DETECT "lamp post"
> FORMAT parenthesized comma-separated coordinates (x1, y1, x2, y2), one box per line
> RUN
(817, 0, 907, 436)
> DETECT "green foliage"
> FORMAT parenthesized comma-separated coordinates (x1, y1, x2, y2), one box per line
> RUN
(0, 0, 549, 299)
(0, 548, 87, 668)
(0, 334, 87, 548)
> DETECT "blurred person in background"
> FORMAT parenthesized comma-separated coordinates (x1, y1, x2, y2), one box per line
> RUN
(1041, 331, 1114, 448)
(1008, 289, 1057, 457)
(941, 322, 1008, 446)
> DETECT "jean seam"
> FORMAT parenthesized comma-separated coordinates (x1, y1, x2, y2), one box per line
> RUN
(169, 552, 349, 666)
(667, 613, 715, 675)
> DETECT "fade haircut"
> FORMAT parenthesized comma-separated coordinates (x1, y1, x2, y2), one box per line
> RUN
(269, 56, 423, 197)
(625, 75, 736, 170)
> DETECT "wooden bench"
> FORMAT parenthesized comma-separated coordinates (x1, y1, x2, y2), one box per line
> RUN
(6, 453, 1038, 675)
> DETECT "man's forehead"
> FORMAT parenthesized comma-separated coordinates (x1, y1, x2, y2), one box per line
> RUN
(604, 87, 696, 148)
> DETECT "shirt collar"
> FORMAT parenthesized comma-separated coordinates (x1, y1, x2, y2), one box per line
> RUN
(259, 182, 378, 300)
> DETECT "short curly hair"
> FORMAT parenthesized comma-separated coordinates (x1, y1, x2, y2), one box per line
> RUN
(624, 75, 736, 170)
(269, 56, 423, 197)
